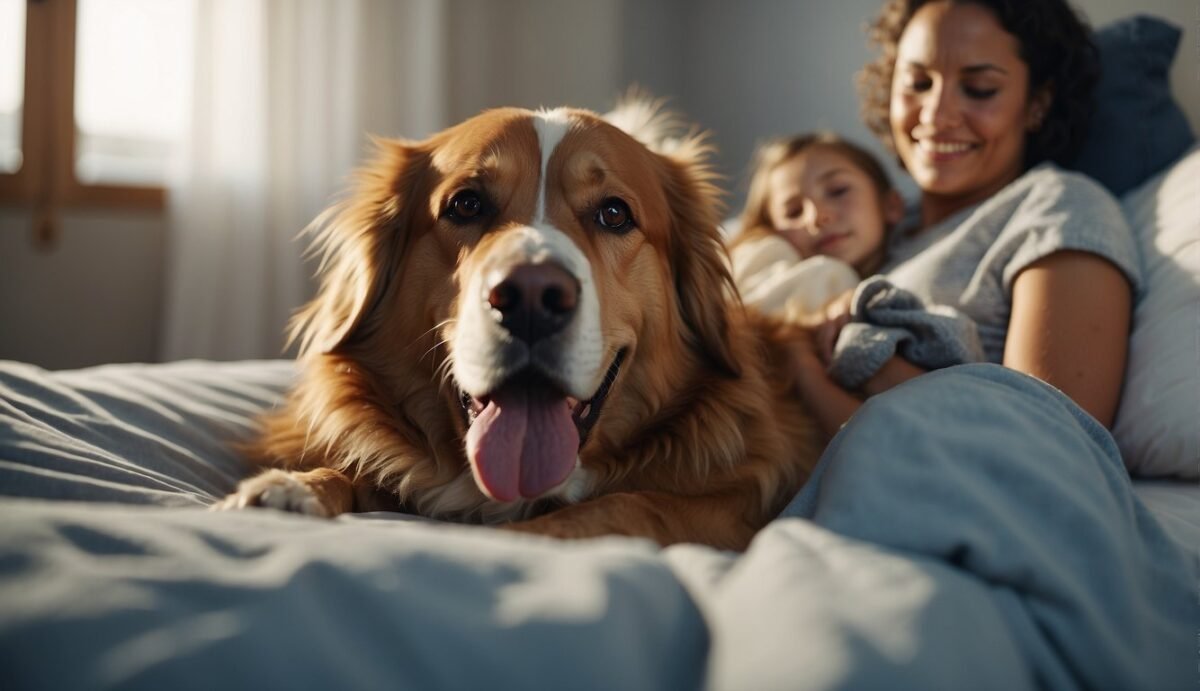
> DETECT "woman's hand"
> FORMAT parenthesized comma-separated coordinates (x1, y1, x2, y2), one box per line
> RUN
(816, 289, 856, 364)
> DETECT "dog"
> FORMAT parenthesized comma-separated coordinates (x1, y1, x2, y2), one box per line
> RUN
(214, 99, 823, 550)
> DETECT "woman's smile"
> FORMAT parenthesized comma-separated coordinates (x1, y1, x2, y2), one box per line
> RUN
(915, 138, 977, 159)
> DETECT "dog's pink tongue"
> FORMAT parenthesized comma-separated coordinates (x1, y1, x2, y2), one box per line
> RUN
(465, 387, 578, 502)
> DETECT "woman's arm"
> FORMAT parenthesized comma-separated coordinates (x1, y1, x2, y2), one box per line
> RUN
(1004, 250, 1132, 427)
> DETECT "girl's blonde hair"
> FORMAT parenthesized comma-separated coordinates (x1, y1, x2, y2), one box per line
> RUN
(734, 132, 894, 249)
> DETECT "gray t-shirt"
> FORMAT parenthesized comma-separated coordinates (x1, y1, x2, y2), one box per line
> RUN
(882, 164, 1142, 363)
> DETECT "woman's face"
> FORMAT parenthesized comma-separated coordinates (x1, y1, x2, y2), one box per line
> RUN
(889, 1, 1045, 215)
(766, 145, 900, 273)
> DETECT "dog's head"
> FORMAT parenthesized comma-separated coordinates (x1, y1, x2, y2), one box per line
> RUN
(292, 104, 738, 509)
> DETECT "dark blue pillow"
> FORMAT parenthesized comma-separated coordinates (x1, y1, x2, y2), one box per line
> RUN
(1071, 15, 1195, 196)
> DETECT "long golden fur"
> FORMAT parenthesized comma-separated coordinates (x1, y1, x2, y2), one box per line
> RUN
(215, 102, 823, 551)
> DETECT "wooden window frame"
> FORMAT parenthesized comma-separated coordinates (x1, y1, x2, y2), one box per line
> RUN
(0, 0, 165, 250)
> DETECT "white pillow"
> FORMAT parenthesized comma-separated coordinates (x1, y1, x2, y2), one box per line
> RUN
(1112, 146, 1200, 479)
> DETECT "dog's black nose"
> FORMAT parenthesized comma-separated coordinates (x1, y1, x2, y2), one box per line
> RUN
(487, 262, 579, 343)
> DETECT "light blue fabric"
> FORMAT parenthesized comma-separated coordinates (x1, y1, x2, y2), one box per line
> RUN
(0, 500, 707, 691)
(0, 360, 1194, 690)
(0, 359, 289, 505)
(784, 364, 1195, 690)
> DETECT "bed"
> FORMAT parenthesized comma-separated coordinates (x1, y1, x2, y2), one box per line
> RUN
(0, 358, 1195, 691)
(2, 15, 1197, 691)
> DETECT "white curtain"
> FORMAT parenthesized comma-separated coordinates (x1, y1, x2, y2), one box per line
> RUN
(160, 0, 628, 361)
(160, 0, 447, 361)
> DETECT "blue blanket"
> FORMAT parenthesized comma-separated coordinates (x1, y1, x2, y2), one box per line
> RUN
(0, 360, 1193, 690)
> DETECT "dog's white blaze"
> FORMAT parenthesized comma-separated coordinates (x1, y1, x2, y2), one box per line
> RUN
(530, 109, 605, 397)
(448, 109, 607, 506)
(533, 108, 571, 225)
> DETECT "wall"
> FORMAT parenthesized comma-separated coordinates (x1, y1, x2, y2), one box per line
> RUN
(2, 0, 1195, 369)
(617, 0, 686, 103)
(673, 0, 1199, 208)
(446, 0, 624, 122)
(0, 209, 164, 369)
(675, 0, 902, 204)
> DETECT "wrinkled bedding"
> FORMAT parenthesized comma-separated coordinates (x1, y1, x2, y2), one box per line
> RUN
(0, 360, 1194, 690)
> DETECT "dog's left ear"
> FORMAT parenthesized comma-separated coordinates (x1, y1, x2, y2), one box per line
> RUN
(657, 140, 742, 378)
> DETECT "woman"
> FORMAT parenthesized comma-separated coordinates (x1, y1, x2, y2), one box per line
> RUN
(792, 0, 1140, 436)
(774, 5, 1188, 689)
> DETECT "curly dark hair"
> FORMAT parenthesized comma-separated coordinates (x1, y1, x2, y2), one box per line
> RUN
(858, 0, 1100, 169)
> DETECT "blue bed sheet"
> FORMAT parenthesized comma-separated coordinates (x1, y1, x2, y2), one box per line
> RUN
(0, 359, 1193, 690)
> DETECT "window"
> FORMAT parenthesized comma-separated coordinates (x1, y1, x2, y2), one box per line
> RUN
(75, 0, 193, 186)
(0, 0, 24, 174)
(0, 0, 193, 248)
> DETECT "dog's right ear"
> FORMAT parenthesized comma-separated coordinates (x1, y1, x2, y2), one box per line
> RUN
(289, 139, 426, 356)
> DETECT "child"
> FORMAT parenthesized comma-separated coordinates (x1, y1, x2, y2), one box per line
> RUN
(730, 133, 979, 440)
(729, 131, 904, 319)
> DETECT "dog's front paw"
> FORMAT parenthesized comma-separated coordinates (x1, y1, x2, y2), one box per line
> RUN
(211, 469, 332, 517)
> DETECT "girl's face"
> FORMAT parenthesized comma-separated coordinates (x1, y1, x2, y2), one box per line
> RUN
(889, 1, 1047, 219)
(766, 145, 901, 274)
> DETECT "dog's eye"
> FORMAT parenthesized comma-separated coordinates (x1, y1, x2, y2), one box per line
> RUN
(595, 198, 634, 233)
(446, 190, 484, 222)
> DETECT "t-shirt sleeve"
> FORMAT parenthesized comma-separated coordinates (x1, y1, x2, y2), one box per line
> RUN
(998, 168, 1142, 294)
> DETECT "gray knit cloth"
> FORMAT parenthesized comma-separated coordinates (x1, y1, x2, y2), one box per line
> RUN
(829, 276, 983, 389)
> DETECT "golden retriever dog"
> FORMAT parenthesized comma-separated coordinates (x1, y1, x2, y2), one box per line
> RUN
(214, 100, 823, 550)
